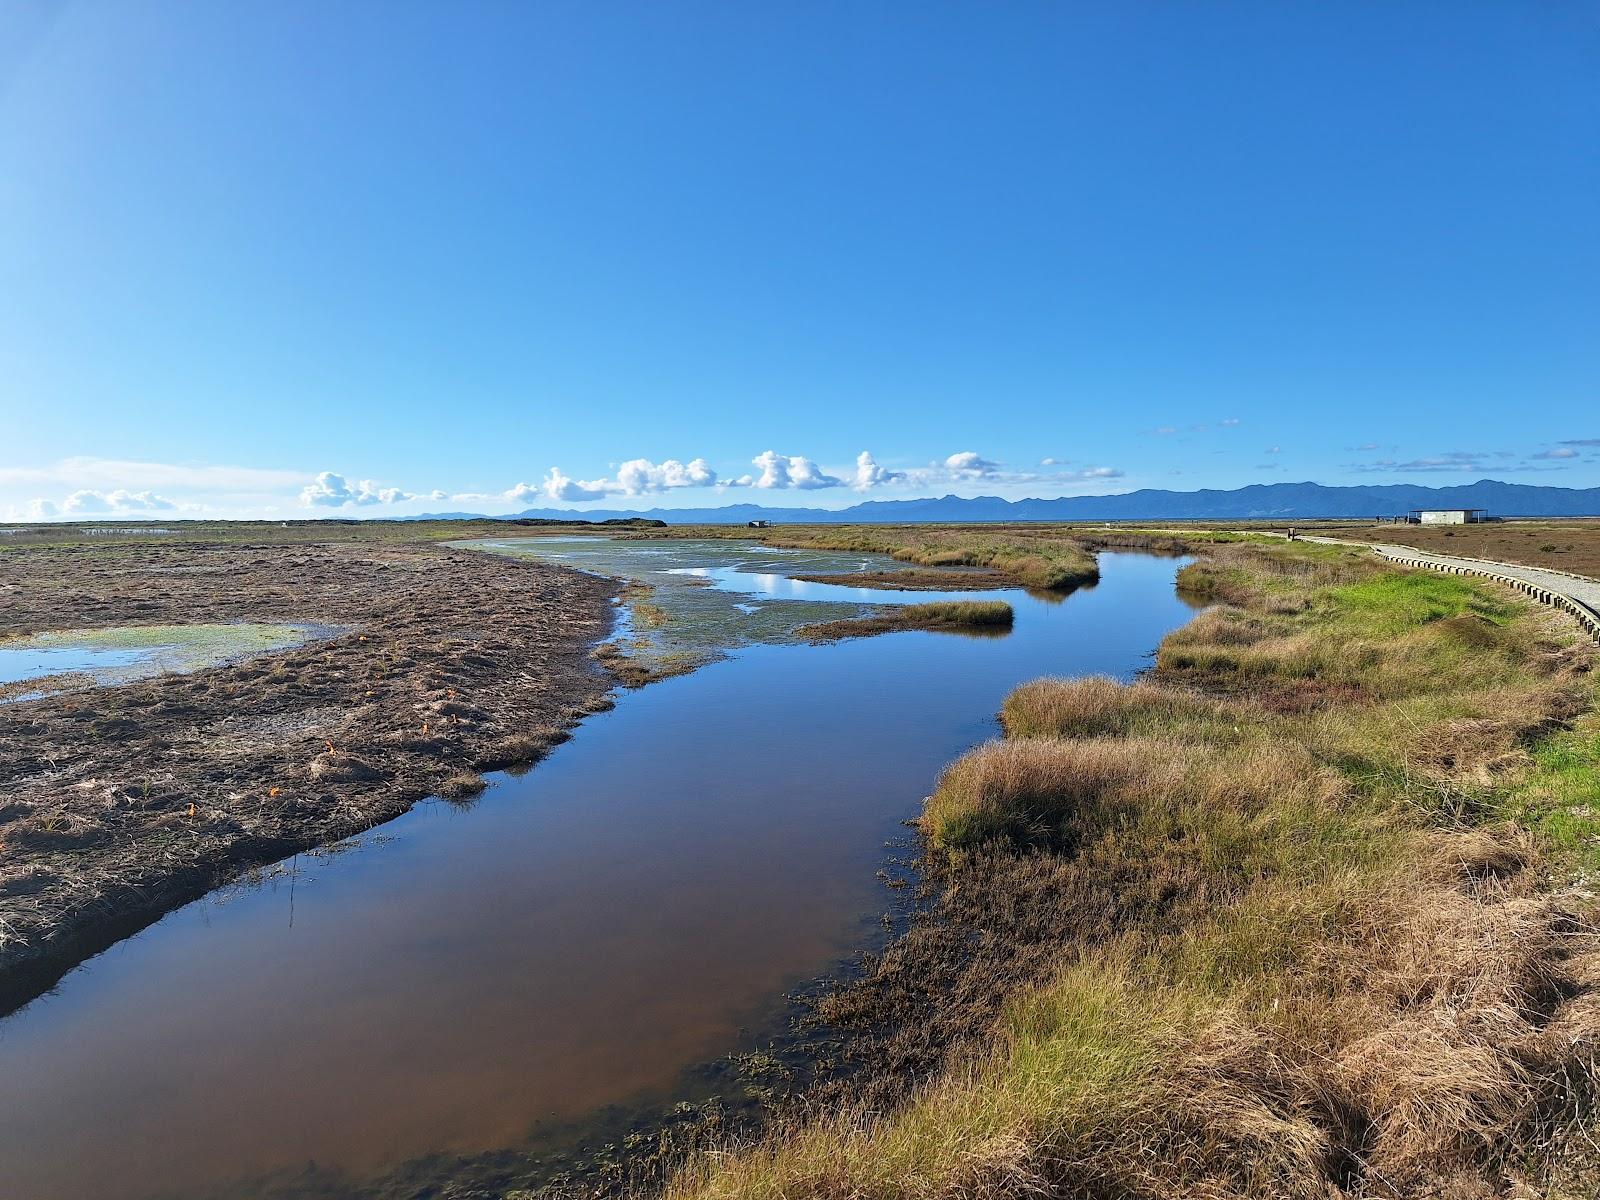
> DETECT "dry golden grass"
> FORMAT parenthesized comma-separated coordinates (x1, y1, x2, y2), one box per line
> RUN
(1000, 674, 1231, 740)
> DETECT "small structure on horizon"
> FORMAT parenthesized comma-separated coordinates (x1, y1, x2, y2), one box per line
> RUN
(1408, 508, 1488, 525)
(747, 519, 772, 528)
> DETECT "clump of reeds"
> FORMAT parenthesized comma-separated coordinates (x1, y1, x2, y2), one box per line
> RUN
(437, 772, 487, 800)
(1000, 675, 1229, 740)
(901, 600, 1015, 629)
(922, 733, 1344, 856)
(475, 727, 569, 771)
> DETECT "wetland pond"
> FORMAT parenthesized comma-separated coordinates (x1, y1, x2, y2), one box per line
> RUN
(0, 622, 336, 702)
(0, 540, 1199, 1200)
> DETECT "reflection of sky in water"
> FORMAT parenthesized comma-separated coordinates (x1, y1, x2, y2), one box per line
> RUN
(659, 563, 985, 604)
(0, 624, 335, 699)
(673, 564, 992, 606)
(0, 645, 153, 686)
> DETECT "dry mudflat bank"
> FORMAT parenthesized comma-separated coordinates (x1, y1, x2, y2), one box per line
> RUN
(0, 527, 619, 1008)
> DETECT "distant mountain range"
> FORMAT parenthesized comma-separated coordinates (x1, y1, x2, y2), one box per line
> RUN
(412, 479, 1600, 525)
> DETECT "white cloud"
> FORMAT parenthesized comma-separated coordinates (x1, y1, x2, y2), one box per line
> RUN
(1265, 445, 1281, 454)
(735, 451, 843, 490)
(299, 471, 417, 507)
(1533, 447, 1580, 461)
(3, 448, 1138, 520)
(892, 452, 1122, 491)
(534, 456, 718, 503)
(540, 468, 612, 502)
(616, 457, 716, 493)
(1351, 451, 1491, 474)
(943, 451, 1002, 478)
(1220, 418, 1240, 427)
(62, 488, 178, 513)
(852, 451, 904, 490)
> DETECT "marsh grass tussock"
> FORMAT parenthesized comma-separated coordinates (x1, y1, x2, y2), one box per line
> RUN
(899, 600, 1014, 628)
(801, 599, 1015, 641)
(437, 771, 488, 800)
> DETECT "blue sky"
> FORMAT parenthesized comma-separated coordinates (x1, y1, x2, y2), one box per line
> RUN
(2, 1, 1597, 519)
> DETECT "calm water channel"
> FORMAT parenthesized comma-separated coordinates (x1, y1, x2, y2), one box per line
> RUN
(0, 546, 1198, 1199)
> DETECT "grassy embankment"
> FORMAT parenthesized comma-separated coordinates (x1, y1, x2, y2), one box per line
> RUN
(669, 540, 1600, 1198)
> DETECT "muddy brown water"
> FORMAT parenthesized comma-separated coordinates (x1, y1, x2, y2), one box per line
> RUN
(0, 550, 1199, 1200)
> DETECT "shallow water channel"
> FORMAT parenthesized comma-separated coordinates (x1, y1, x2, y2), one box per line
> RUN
(0, 545, 1198, 1200)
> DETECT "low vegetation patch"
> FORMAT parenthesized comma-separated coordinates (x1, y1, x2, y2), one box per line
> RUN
(668, 540, 1600, 1200)
(902, 600, 1014, 627)
(801, 600, 1014, 641)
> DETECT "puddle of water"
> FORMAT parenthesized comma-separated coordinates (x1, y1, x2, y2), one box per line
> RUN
(0, 550, 1200, 1200)
(0, 644, 154, 686)
(0, 623, 336, 697)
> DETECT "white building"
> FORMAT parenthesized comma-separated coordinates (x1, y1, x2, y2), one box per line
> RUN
(1409, 508, 1487, 525)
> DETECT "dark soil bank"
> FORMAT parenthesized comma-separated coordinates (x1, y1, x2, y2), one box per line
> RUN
(0, 537, 617, 1008)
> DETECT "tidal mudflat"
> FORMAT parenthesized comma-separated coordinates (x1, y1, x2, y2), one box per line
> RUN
(0, 544, 1198, 1200)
